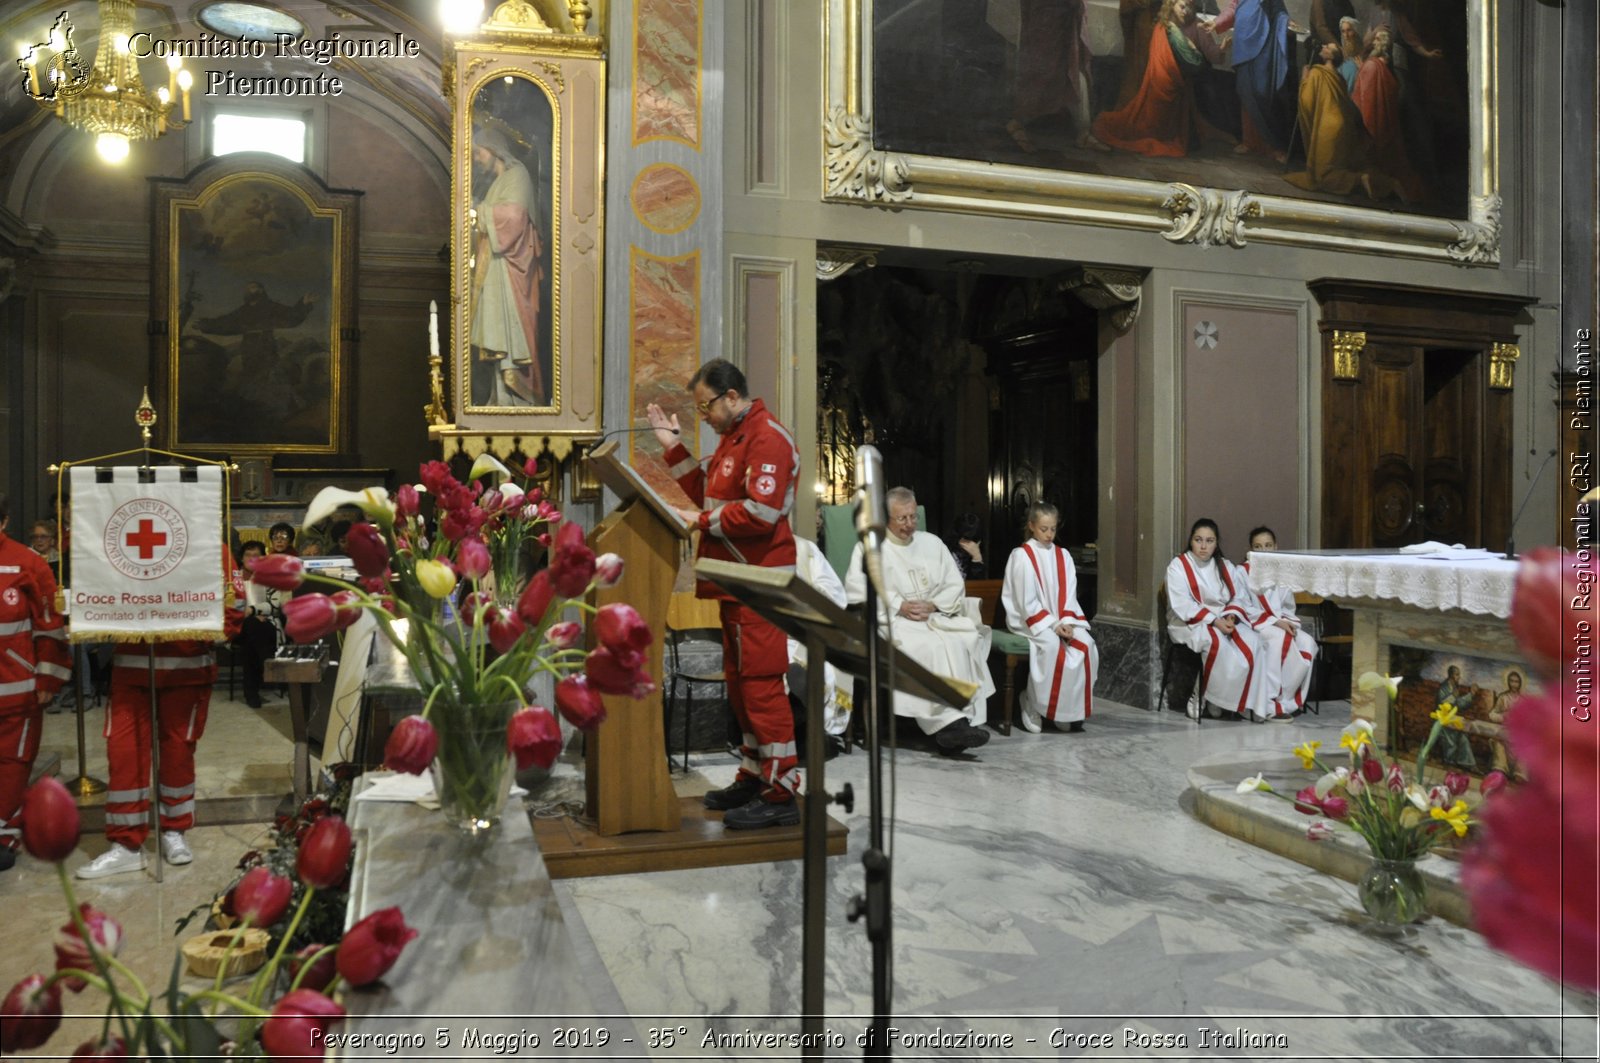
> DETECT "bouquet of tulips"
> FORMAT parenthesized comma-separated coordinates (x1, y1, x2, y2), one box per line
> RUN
(2, 777, 414, 1059)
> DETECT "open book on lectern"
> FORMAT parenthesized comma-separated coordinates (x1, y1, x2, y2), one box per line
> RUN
(585, 438, 695, 538)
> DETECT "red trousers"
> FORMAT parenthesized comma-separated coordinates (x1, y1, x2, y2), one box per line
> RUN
(0, 705, 44, 853)
(721, 602, 800, 797)
(103, 684, 209, 848)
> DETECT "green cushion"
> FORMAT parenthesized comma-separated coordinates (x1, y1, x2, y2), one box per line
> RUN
(817, 503, 926, 581)
(990, 630, 1031, 656)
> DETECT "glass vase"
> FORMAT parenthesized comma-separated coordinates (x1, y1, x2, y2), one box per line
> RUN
(1358, 856, 1427, 927)
(429, 698, 519, 836)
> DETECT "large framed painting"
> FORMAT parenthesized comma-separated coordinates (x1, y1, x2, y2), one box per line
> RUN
(448, 8, 606, 441)
(152, 155, 359, 455)
(825, 0, 1499, 262)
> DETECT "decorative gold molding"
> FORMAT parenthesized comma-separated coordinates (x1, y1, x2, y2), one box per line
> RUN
(485, 0, 553, 33)
(1162, 184, 1263, 248)
(816, 244, 879, 281)
(823, 106, 910, 204)
(1331, 330, 1367, 380)
(1489, 341, 1519, 389)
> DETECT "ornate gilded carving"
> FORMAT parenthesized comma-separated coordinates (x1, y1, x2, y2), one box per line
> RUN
(1161, 184, 1262, 248)
(535, 60, 566, 91)
(484, 0, 552, 33)
(463, 56, 496, 81)
(823, 106, 911, 204)
(1489, 341, 1520, 389)
(567, 0, 593, 33)
(1447, 194, 1503, 265)
(1059, 266, 1145, 334)
(1331, 330, 1367, 380)
(816, 244, 879, 282)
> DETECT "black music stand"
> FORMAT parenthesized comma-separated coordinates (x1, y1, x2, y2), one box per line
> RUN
(695, 558, 973, 1057)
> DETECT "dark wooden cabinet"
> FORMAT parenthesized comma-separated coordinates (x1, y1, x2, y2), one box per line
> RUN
(1311, 280, 1535, 550)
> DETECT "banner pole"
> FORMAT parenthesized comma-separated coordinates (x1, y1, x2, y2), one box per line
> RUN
(69, 653, 105, 798)
(147, 644, 163, 883)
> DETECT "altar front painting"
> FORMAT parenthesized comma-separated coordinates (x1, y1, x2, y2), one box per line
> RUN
(1388, 646, 1533, 778)
(870, 0, 1472, 218)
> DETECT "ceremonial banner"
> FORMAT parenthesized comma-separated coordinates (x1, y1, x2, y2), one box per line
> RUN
(67, 466, 226, 641)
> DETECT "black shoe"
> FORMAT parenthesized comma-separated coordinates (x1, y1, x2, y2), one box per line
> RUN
(702, 776, 763, 811)
(0, 846, 15, 872)
(244, 694, 263, 709)
(721, 796, 800, 830)
(934, 720, 990, 755)
(1067, 720, 1085, 733)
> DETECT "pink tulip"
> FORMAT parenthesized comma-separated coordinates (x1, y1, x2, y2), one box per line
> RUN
(555, 675, 607, 731)
(259, 989, 345, 1060)
(288, 944, 337, 994)
(1385, 763, 1406, 792)
(394, 483, 420, 519)
(335, 907, 417, 988)
(507, 706, 562, 771)
(456, 538, 492, 580)
(329, 590, 363, 631)
(68, 1035, 127, 1059)
(344, 523, 390, 580)
(1, 974, 63, 1053)
(595, 603, 652, 658)
(21, 776, 79, 862)
(383, 716, 438, 775)
(1508, 547, 1596, 680)
(283, 594, 339, 644)
(1360, 755, 1385, 784)
(1346, 773, 1366, 797)
(594, 553, 625, 587)
(1319, 795, 1350, 820)
(1292, 786, 1321, 815)
(53, 904, 123, 992)
(1444, 770, 1471, 797)
(548, 521, 596, 598)
(1480, 770, 1509, 797)
(487, 609, 527, 655)
(233, 867, 294, 928)
(1306, 822, 1335, 842)
(517, 570, 555, 627)
(545, 621, 582, 650)
(585, 646, 654, 697)
(248, 553, 305, 590)
(523, 457, 541, 479)
(296, 816, 352, 890)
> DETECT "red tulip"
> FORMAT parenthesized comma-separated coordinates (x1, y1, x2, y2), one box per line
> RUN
(1508, 547, 1597, 680)
(595, 603, 652, 658)
(507, 706, 562, 770)
(1292, 786, 1321, 815)
(1359, 755, 1384, 784)
(1, 974, 62, 1053)
(594, 553, 624, 587)
(383, 716, 437, 775)
(545, 620, 581, 650)
(344, 523, 390, 579)
(555, 675, 607, 731)
(548, 521, 596, 597)
(329, 590, 363, 631)
(53, 904, 123, 992)
(417, 460, 457, 495)
(233, 866, 294, 928)
(393, 483, 420, 519)
(68, 1035, 126, 1059)
(1443, 770, 1471, 797)
(289, 944, 338, 994)
(283, 594, 339, 643)
(439, 507, 484, 543)
(249, 553, 305, 591)
(259, 989, 345, 1060)
(487, 609, 527, 654)
(517, 570, 555, 626)
(335, 907, 417, 988)
(456, 538, 491, 580)
(21, 776, 79, 862)
(296, 815, 352, 889)
(1319, 795, 1350, 820)
(585, 646, 654, 697)
(522, 457, 541, 479)
(1480, 770, 1509, 797)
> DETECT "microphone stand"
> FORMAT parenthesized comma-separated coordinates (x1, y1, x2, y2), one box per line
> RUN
(1505, 448, 1558, 560)
(849, 530, 893, 1058)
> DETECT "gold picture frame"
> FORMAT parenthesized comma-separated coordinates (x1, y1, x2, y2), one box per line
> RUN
(152, 155, 359, 455)
(450, 26, 606, 438)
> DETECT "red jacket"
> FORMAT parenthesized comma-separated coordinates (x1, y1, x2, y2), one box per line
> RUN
(0, 531, 71, 714)
(109, 563, 246, 690)
(664, 398, 799, 600)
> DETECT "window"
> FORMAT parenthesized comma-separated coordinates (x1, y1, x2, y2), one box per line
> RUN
(212, 113, 307, 163)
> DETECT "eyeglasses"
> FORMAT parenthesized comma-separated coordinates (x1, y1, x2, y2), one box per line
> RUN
(695, 391, 731, 416)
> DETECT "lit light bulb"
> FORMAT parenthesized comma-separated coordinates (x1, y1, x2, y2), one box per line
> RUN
(438, 0, 485, 35)
(114, 33, 130, 54)
(167, 55, 181, 70)
(157, 85, 170, 104)
(96, 131, 131, 163)
(176, 68, 193, 90)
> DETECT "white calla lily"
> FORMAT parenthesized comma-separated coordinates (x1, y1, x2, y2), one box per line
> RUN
(468, 453, 513, 481)
(303, 485, 394, 529)
(1314, 767, 1349, 799)
(1356, 671, 1403, 700)
(1236, 773, 1271, 794)
(1405, 784, 1431, 811)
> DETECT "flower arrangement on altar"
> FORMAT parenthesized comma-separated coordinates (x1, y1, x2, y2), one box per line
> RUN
(247, 455, 654, 830)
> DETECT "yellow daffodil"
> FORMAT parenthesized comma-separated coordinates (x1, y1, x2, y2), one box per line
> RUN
(1236, 773, 1272, 794)
(1430, 703, 1467, 730)
(1430, 800, 1471, 837)
(468, 453, 513, 481)
(303, 484, 394, 529)
(1293, 740, 1322, 770)
(1356, 671, 1403, 700)
(415, 559, 457, 599)
(1340, 728, 1373, 754)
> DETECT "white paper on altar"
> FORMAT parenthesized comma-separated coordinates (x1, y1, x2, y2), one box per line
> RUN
(66, 465, 226, 641)
(354, 771, 527, 808)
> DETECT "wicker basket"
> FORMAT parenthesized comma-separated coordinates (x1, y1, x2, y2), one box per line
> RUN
(181, 928, 270, 979)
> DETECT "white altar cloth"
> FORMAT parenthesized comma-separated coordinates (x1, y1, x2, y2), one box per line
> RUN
(1248, 549, 1518, 619)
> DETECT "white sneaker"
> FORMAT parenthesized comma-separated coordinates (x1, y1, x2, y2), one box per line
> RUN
(161, 831, 193, 865)
(1019, 702, 1043, 734)
(1185, 691, 1202, 720)
(76, 844, 147, 880)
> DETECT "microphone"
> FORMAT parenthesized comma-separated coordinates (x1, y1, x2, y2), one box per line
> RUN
(1505, 448, 1558, 560)
(855, 445, 886, 544)
(598, 425, 680, 444)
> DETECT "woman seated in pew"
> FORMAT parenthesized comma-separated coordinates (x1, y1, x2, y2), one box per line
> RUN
(1239, 525, 1318, 719)
(1001, 502, 1097, 734)
(1165, 518, 1271, 720)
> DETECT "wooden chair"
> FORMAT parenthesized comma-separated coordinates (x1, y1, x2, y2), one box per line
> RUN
(1155, 584, 1206, 723)
(1293, 592, 1352, 715)
(964, 579, 1030, 736)
(662, 591, 727, 771)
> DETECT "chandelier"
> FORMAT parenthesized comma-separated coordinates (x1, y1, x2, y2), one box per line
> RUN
(19, 0, 192, 163)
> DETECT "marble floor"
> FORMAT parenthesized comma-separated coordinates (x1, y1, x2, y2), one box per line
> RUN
(5, 695, 1597, 1060)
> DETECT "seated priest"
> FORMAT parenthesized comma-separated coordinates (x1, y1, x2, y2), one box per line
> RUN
(845, 486, 994, 756)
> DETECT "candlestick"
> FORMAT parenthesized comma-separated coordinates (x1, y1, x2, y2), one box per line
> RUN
(429, 300, 440, 358)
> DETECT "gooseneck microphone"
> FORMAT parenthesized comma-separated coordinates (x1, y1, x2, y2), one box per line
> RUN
(598, 425, 681, 443)
(855, 444, 886, 544)
(1505, 448, 1559, 560)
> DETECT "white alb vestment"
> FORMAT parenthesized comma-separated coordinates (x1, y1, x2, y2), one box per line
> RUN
(1165, 552, 1271, 719)
(787, 537, 853, 735)
(1240, 560, 1318, 717)
(1002, 540, 1099, 724)
(845, 531, 995, 733)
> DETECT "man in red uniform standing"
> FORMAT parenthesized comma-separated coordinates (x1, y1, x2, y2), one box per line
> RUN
(0, 491, 73, 872)
(648, 359, 802, 830)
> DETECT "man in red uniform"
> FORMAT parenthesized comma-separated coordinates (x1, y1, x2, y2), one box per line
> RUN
(647, 359, 802, 829)
(0, 492, 73, 872)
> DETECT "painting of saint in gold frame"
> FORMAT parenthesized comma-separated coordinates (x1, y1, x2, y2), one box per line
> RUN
(452, 31, 606, 435)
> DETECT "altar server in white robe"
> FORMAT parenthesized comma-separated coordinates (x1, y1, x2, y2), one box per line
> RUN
(1165, 518, 1272, 720)
(1241, 525, 1318, 718)
(846, 487, 995, 755)
(788, 536, 852, 736)
(1002, 502, 1098, 733)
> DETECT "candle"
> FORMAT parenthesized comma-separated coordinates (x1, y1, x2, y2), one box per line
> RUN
(428, 300, 439, 358)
